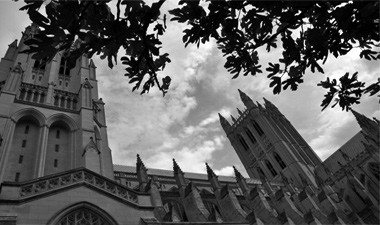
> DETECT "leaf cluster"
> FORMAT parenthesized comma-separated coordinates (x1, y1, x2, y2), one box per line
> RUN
(17, 0, 380, 110)
(19, 0, 171, 95)
(170, 0, 379, 110)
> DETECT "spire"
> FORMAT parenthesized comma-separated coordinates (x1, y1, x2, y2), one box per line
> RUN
(230, 115, 237, 124)
(218, 113, 232, 133)
(237, 108, 243, 116)
(136, 154, 149, 190)
(206, 162, 217, 179)
(136, 154, 147, 172)
(173, 158, 184, 175)
(233, 166, 244, 181)
(233, 166, 249, 194)
(351, 109, 379, 138)
(256, 101, 264, 110)
(238, 89, 256, 109)
(206, 163, 221, 191)
(4, 40, 18, 60)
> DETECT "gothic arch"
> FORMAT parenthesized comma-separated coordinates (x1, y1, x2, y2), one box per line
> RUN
(47, 113, 78, 131)
(11, 108, 46, 126)
(47, 202, 118, 225)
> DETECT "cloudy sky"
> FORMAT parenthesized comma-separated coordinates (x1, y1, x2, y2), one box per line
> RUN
(0, 1, 378, 177)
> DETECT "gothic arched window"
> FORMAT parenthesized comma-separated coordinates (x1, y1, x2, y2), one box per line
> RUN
(274, 152, 286, 169)
(59, 57, 70, 76)
(244, 127, 257, 144)
(238, 134, 249, 151)
(265, 160, 277, 177)
(57, 208, 113, 225)
(252, 120, 264, 136)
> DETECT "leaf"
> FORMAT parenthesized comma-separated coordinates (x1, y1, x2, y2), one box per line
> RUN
(270, 76, 282, 94)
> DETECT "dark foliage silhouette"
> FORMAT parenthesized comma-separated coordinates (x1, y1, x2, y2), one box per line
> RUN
(16, 0, 379, 110)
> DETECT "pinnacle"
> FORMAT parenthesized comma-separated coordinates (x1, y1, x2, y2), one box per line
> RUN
(136, 154, 146, 171)
(205, 163, 216, 178)
(237, 108, 243, 115)
(9, 39, 17, 47)
(233, 166, 243, 180)
(218, 113, 231, 127)
(173, 158, 184, 175)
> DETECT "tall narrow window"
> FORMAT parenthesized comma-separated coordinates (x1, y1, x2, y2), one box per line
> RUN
(24, 125, 29, 134)
(54, 96, 59, 106)
(55, 144, 60, 152)
(33, 58, 47, 70)
(72, 99, 78, 110)
(274, 152, 286, 169)
(39, 93, 45, 103)
(245, 127, 257, 144)
(67, 99, 72, 109)
(19, 89, 26, 100)
(18, 155, 24, 164)
(21, 140, 26, 148)
(252, 120, 264, 136)
(26, 90, 32, 101)
(265, 160, 277, 177)
(54, 159, 58, 168)
(33, 92, 39, 102)
(238, 134, 249, 151)
(59, 57, 70, 76)
(15, 172, 20, 182)
(60, 97, 65, 108)
(56, 130, 60, 139)
(38, 76, 42, 81)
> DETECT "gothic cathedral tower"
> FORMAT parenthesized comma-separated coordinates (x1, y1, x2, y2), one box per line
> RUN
(0, 24, 113, 183)
(219, 90, 322, 188)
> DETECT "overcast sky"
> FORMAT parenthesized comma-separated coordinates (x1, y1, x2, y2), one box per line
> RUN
(0, 1, 378, 177)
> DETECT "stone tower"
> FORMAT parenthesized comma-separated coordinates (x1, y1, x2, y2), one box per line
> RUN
(219, 90, 322, 188)
(0, 24, 113, 183)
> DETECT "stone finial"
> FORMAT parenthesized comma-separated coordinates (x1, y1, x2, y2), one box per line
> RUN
(9, 39, 17, 47)
(136, 154, 147, 172)
(256, 101, 264, 110)
(230, 115, 237, 124)
(233, 166, 244, 181)
(173, 158, 184, 175)
(238, 89, 257, 109)
(218, 113, 231, 133)
(351, 109, 379, 137)
(205, 163, 217, 179)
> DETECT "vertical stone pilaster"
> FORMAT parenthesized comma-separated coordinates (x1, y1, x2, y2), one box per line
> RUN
(36, 125, 48, 177)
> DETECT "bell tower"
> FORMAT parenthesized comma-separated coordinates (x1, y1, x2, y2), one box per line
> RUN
(0, 24, 113, 183)
(219, 90, 322, 188)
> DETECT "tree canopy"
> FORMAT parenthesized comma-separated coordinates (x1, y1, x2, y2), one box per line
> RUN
(17, 0, 379, 111)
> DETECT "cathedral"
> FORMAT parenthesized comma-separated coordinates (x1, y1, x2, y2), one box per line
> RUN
(0, 24, 378, 225)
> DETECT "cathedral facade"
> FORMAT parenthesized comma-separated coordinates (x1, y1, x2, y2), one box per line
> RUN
(0, 24, 378, 225)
